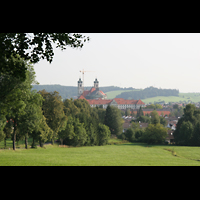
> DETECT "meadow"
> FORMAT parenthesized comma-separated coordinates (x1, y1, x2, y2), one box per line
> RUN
(1, 140, 200, 166)
(140, 93, 200, 104)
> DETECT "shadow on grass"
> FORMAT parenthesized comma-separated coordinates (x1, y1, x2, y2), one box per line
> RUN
(119, 143, 153, 148)
(119, 142, 177, 148)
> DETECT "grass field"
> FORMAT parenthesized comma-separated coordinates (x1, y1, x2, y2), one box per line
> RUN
(1, 141, 200, 166)
(141, 93, 200, 104)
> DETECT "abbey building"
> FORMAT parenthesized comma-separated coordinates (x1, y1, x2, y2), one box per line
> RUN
(77, 78, 145, 109)
(78, 78, 107, 99)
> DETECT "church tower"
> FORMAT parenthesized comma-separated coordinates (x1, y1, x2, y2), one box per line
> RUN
(94, 78, 99, 89)
(78, 78, 83, 95)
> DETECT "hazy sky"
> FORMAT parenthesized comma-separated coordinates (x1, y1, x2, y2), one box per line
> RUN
(34, 33, 200, 93)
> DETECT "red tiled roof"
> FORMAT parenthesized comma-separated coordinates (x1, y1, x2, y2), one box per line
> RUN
(132, 110, 171, 116)
(82, 87, 106, 98)
(89, 87, 96, 93)
(99, 90, 106, 95)
(78, 95, 86, 99)
(136, 99, 145, 105)
(114, 98, 144, 105)
(87, 99, 112, 105)
(82, 90, 90, 97)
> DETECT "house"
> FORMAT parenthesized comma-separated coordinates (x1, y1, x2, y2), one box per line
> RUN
(167, 123, 176, 130)
(138, 122, 148, 128)
(123, 121, 132, 132)
(165, 130, 175, 144)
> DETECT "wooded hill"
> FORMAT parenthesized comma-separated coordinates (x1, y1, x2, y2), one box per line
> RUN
(32, 85, 135, 99)
(116, 86, 179, 100)
(32, 85, 179, 100)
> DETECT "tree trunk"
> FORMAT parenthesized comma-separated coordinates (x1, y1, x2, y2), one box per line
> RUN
(13, 120, 16, 150)
(60, 138, 63, 145)
(32, 137, 35, 148)
(4, 138, 6, 148)
(51, 138, 54, 145)
(25, 134, 28, 149)
(39, 138, 44, 147)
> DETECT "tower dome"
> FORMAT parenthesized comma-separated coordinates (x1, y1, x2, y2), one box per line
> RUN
(94, 78, 99, 89)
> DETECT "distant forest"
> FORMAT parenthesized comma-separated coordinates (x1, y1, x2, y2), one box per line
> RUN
(32, 85, 135, 99)
(116, 87, 179, 100)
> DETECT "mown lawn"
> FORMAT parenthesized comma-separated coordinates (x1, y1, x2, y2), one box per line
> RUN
(1, 142, 200, 166)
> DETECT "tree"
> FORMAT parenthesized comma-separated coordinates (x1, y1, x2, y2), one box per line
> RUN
(104, 105, 123, 136)
(3, 118, 13, 147)
(174, 104, 200, 146)
(142, 123, 167, 144)
(63, 98, 80, 118)
(4, 58, 41, 150)
(38, 90, 67, 145)
(192, 122, 200, 146)
(125, 108, 131, 116)
(178, 121, 193, 145)
(0, 33, 89, 82)
(0, 54, 27, 102)
(159, 116, 167, 126)
(135, 115, 151, 123)
(0, 114, 6, 143)
(17, 91, 44, 148)
(72, 118, 87, 147)
(97, 123, 111, 146)
(125, 128, 135, 142)
(137, 106, 144, 117)
(150, 110, 160, 125)
(58, 116, 75, 145)
(6, 83, 27, 150)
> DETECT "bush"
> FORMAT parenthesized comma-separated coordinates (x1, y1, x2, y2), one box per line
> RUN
(141, 123, 167, 144)
(125, 128, 135, 142)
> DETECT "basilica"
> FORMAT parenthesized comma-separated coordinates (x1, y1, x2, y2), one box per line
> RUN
(78, 78, 107, 99)
(77, 78, 145, 110)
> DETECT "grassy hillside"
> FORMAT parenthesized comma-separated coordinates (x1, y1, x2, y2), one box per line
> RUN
(1, 142, 200, 165)
(106, 89, 141, 99)
(141, 93, 200, 104)
(106, 90, 133, 99)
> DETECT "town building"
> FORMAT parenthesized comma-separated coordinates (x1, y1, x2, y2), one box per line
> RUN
(78, 96, 145, 110)
(165, 130, 175, 144)
(131, 109, 171, 117)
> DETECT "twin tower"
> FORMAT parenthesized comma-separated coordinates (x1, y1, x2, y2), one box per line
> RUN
(78, 78, 99, 95)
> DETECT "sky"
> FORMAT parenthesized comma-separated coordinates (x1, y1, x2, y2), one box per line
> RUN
(33, 33, 200, 93)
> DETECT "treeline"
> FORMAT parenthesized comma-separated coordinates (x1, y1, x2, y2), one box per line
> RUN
(0, 57, 124, 150)
(116, 86, 179, 99)
(32, 85, 135, 100)
(32, 85, 78, 99)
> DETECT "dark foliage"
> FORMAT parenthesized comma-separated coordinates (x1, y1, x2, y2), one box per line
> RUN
(174, 104, 200, 146)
